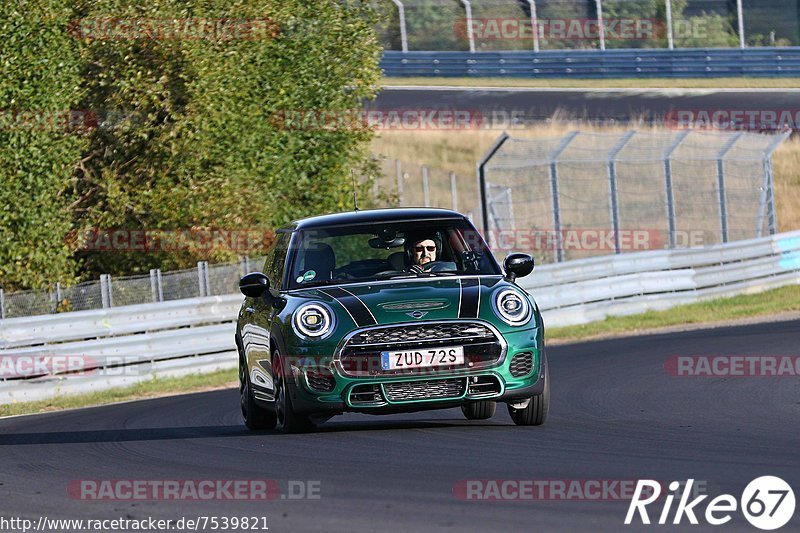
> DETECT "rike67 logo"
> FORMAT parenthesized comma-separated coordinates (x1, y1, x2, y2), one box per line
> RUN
(626, 477, 796, 530)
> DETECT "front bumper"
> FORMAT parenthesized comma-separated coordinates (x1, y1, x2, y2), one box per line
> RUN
(286, 327, 544, 415)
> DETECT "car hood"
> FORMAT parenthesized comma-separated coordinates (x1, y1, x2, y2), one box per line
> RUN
(290, 276, 519, 328)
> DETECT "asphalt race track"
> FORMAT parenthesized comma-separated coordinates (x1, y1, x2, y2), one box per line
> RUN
(372, 87, 800, 127)
(1, 319, 798, 532)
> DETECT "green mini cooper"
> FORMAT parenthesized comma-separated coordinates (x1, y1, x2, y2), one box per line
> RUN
(236, 208, 548, 432)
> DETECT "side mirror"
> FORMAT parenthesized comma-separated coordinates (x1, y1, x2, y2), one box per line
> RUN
(239, 272, 270, 298)
(503, 253, 534, 282)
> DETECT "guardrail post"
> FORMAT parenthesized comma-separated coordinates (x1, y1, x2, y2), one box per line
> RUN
(716, 132, 743, 243)
(150, 269, 163, 302)
(1, 288, 5, 319)
(663, 130, 690, 248)
(197, 261, 210, 297)
(477, 132, 510, 239)
(391, 0, 408, 53)
(100, 274, 113, 308)
(450, 172, 458, 212)
(460, 0, 476, 53)
(549, 131, 580, 262)
(422, 166, 430, 207)
(607, 131, 636, 254)
(395, 159, 404, 206)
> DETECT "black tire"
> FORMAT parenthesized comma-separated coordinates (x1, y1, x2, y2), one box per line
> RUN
(507, 353, 550, 426)
(239, 354, 277, 430)
(273, 351, 315, 434)
(461, 400, 497, 420)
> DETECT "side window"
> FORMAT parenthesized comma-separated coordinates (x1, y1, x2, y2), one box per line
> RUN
(264, 232, 289, 290)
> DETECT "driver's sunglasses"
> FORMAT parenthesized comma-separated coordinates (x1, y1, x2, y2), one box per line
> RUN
(414, 245, 436, 252)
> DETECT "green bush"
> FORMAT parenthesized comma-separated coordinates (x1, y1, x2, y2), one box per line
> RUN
(0, 1, 86, 291)
(1, 0, 383, 289)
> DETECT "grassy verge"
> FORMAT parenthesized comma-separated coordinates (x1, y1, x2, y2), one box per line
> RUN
(547, 284, 800, 343)
(383, 77, 800, 89)
(0, 368, 237, 418)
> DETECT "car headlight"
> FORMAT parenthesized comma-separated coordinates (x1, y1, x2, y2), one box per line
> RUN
(292, 302, 336, 340)
(493, 288, 531, 326)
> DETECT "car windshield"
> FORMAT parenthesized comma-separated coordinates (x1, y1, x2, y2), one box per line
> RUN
(287, 219, 501, 289)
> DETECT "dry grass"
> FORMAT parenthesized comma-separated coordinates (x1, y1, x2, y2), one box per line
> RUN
(372, 123, 800, 232)
(773, 137, 800, 231)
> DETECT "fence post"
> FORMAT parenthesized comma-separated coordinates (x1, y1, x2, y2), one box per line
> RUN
(716, 132, 743, 243)
(197, 261, 210, 297)
(607, 131, 636, 254)
(549, 131, 580, 262)
(0, 288, 5, 319)
(395, 159, 404, 206)
(760, 131, 792, 236)
(100, 274, 113, 308)
(391, 0, 408, 53)
(594, 0, 606, 51)
(450, 172, 458, 212)
(460, 0, 476, 53)
(736, 0, 746, 49)
(53, 282, 62, 313)
(150, 268, 164, 302)
(526, 0, 540, 52)
(665, 0, 674, 49)
(477, 132, 510, 239)
(422, 166, 430, 207)
(663, 130, 690, 248)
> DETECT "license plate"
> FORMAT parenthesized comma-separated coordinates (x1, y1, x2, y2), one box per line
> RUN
(381, 346, 465, 371)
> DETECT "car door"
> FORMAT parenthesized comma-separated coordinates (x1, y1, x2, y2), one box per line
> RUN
(241, 231, 290, 399)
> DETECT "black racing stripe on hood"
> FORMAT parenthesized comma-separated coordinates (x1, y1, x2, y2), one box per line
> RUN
(458, 277, 480, 318)
(319, 287, 377, 327)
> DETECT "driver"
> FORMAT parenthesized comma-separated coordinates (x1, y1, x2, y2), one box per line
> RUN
(409, 235, 441, 273)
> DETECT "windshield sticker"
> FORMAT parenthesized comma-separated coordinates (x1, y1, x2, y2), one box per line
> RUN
(302, 270, 316, 282)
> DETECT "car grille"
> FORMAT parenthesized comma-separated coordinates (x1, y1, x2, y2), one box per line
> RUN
(509, 352, 533, 377)
(348, 323, 496, 346)
(383, 378, 466, 402)
(337, 321, 505, 377)
(305, 369, 336, 392)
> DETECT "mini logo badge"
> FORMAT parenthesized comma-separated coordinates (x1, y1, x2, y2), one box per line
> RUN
(406, 311, 429, 319)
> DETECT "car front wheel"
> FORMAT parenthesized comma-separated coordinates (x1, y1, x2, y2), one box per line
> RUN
(240, 355, 277, 430)
(461, 400, 497, 420)
(273, 350, 315, 434)
(507, 353, 549, 426)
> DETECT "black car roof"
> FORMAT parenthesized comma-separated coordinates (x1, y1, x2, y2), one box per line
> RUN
(285, 208, 467, 231)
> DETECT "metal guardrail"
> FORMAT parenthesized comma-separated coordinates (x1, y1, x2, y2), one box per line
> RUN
(1, 231, 798, 403)
(381, 48, 800, 78)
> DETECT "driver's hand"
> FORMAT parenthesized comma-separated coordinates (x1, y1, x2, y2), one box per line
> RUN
(410, 264, 425, 273)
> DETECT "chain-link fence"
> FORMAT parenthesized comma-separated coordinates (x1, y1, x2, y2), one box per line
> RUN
(377, 156, 484, 229)
(479, 129, 790, 264)
(376, 0, 799, 52)
(0, 257, 265, 319)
